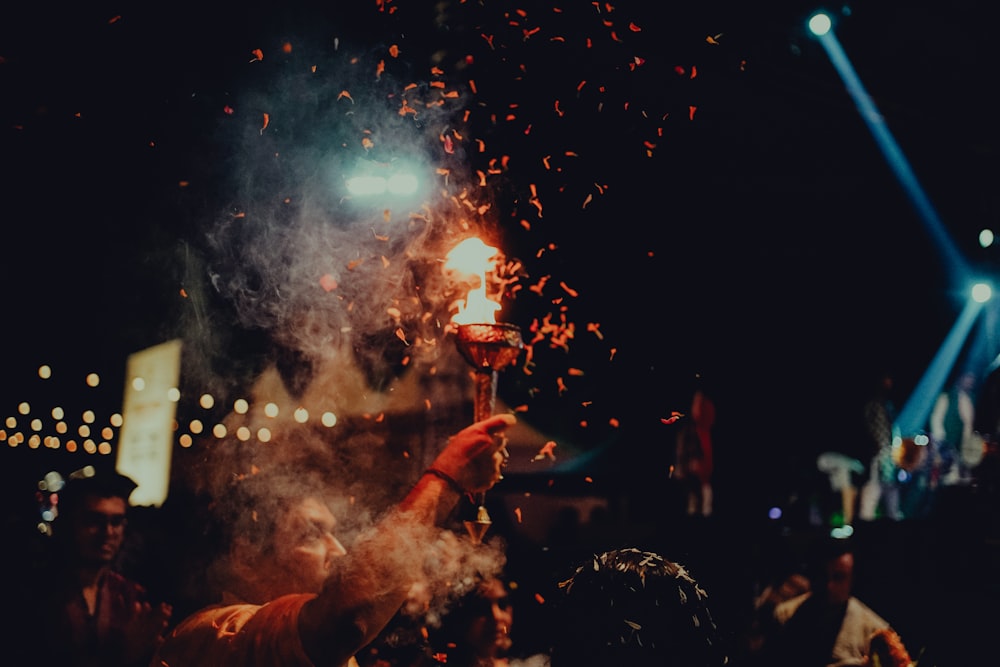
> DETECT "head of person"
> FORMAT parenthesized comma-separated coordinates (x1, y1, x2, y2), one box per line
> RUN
(218, 466, 347, 603)
(548, 548, 728, 667)
(430, 575, 513, 665)
(465, 577, 514, 661)
(810, 538, 855, 607)
(366, 575, 514, 667)
(956, 370, 976, 393)
(55, 468, 137, 569)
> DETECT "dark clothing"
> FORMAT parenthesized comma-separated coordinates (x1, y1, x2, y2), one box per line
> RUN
(9, 565, 156, 667)
(761, 593, 889, 667)
(768, 596, 847, 667)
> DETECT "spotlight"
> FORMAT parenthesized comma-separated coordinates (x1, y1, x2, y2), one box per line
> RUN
(971, 282, 992, 304)
(807, 12, 833, 36)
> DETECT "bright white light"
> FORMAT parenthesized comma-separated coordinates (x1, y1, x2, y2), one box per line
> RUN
(386, 173, 418, 196)
(831, 524, 854, 539)
(972, 282, 992, 303)
(808, 12, 833, 36)
(346, 175, 388, 196)
(345, 160, 422, 199)
(980, 229, 995, 248)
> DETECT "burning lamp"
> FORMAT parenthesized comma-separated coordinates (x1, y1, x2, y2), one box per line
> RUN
(455, 323, 523, 422)
(446, 238, 524, 543)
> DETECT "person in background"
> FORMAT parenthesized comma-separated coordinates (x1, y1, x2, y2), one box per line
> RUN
(545, 547, 729, 667)
(427, 576, 514, 667)
(859, 372, 903, 521)
(7, 467, 173, 667)
(972, 362, 1000, 497)
(754, 538, 908, 667)
(361, 575, 515, 667)
(816, 451, 865, 535)
(742, 567, 812, 662)
(674, 376, 717, 518)
(155, 413, 515, 667)
(929, 370, 977, 486)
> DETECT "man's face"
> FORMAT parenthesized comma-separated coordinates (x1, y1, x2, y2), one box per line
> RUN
(72, 495, 127, 567)
(465, 578, 513, 658)
(823, 552, 854, 606)
(263, 496, 347, 596)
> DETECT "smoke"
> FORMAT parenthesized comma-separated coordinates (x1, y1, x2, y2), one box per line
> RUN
(170, 11, 512, 403)
(160, 4, 566, 618)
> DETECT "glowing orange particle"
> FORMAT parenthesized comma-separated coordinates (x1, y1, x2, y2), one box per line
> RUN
(533, 441, 557, 461)
(319, 274, 338, 292)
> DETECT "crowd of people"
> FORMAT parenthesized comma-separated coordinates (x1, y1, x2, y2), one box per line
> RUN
(812, 364, 1000, 536)
(5, 358, 1000, 667)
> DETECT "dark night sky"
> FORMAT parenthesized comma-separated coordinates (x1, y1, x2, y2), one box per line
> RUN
(3, 0, 1000, 507)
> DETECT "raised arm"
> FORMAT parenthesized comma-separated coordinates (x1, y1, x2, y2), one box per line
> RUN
(297, 413, 515, 666)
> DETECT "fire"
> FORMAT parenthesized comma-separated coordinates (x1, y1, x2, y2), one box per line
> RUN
(445, 237, 502, 325)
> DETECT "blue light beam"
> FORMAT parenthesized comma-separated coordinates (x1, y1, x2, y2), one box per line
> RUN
(894, 297, 985, 436)
(811, 16, 969, 279)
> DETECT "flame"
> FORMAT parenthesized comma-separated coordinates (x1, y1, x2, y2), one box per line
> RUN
(445, 237, 502, 325)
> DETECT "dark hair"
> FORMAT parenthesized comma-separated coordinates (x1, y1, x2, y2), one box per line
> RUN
(57, 469, 137, 519)
(548, 548, 729, 667)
